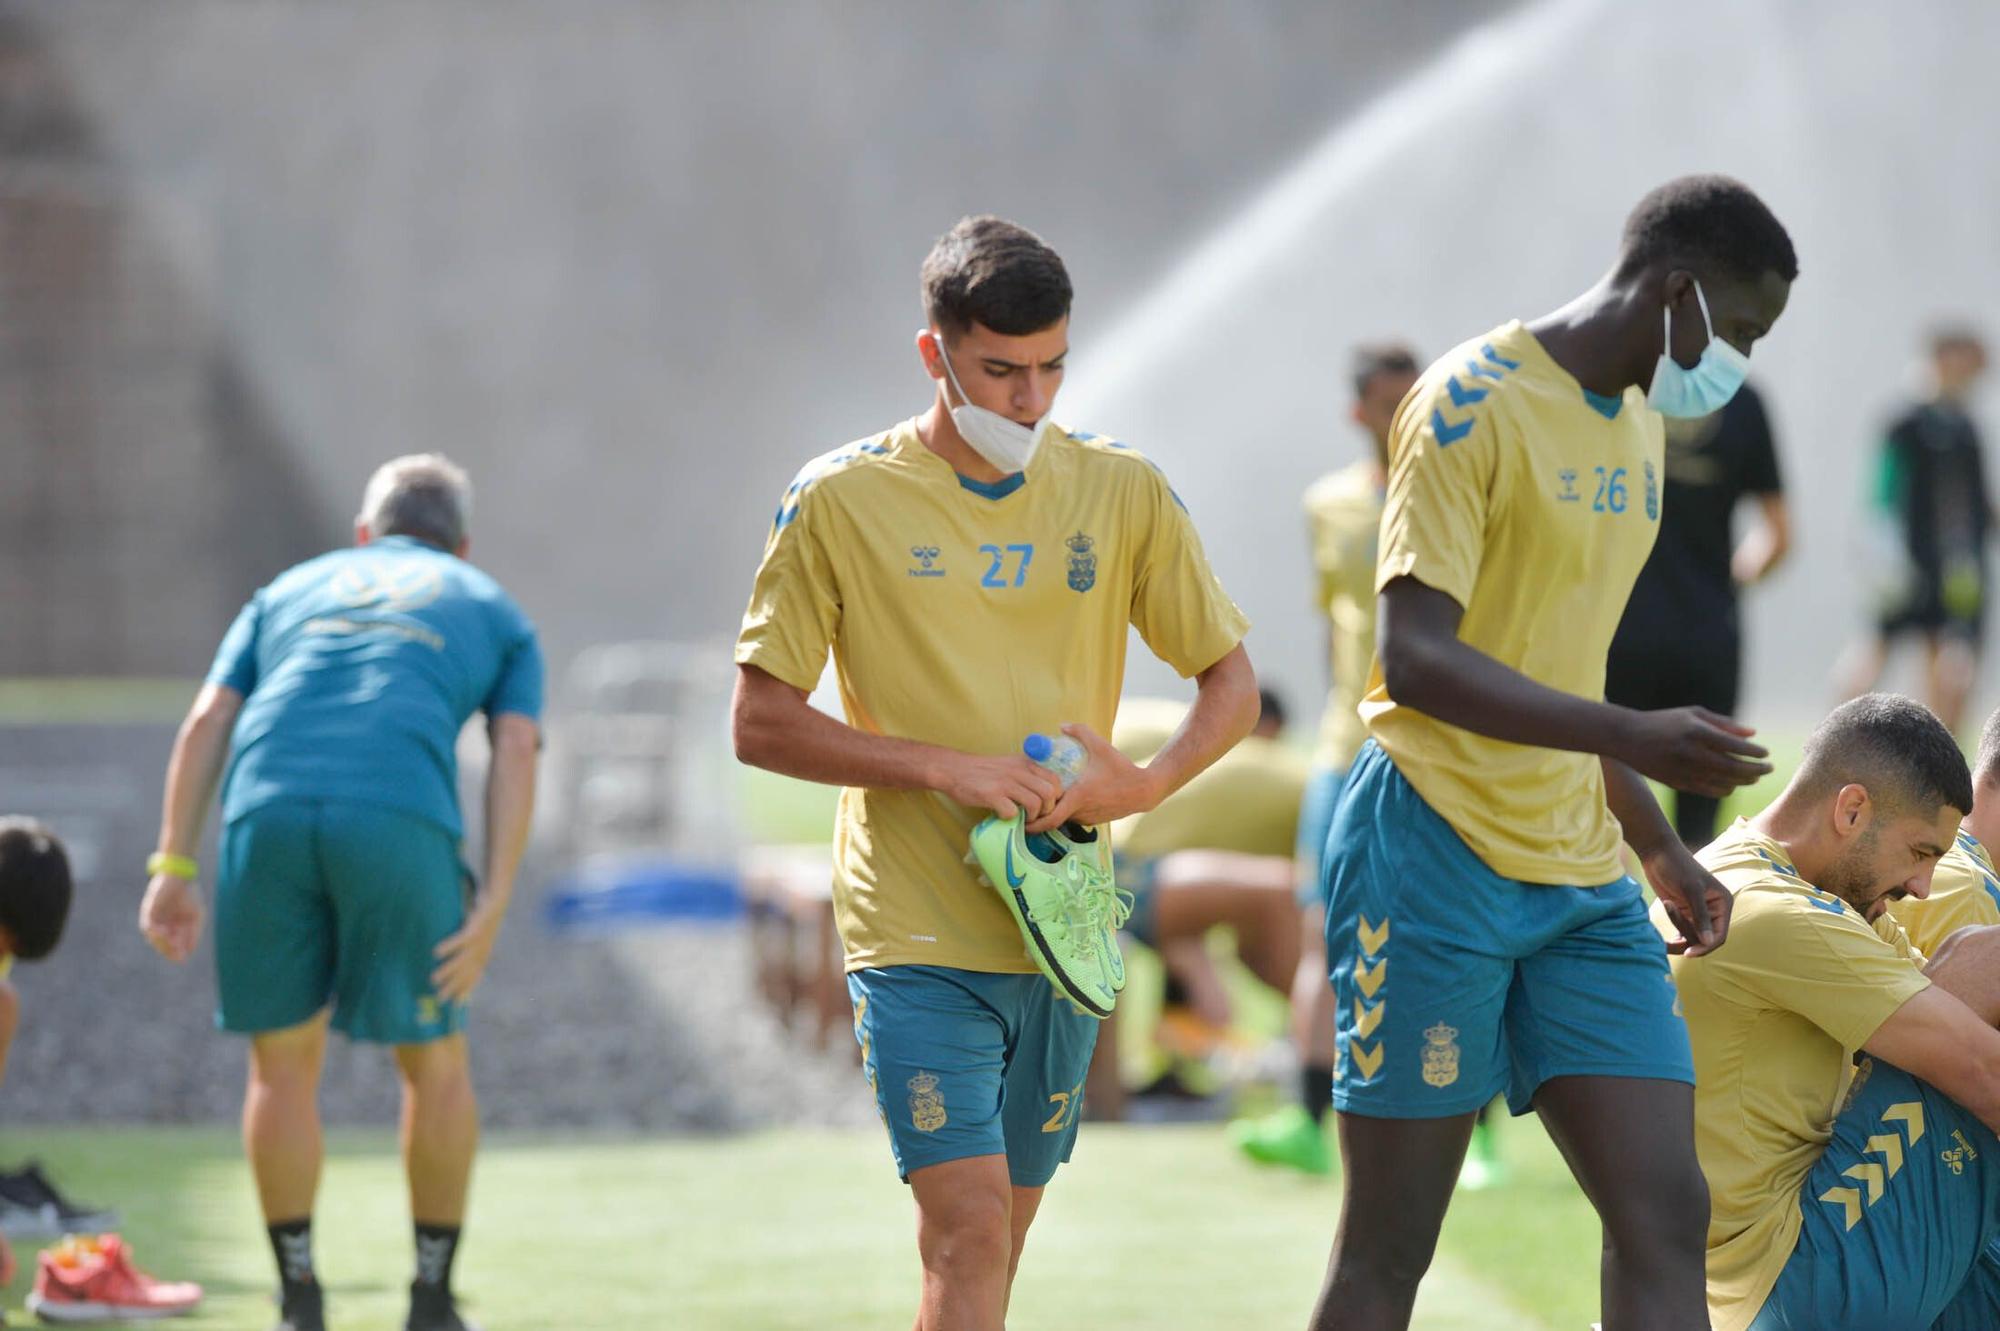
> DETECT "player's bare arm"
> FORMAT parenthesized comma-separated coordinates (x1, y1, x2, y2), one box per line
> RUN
(1028, 642, 1257, 834)
(1377, 576, 1772, 797)
(432, 711, 540, 1003)
(732, 663, 1063, 822)
(1603, 757, 1732, 954)
(1863, 984, 2000, 1134)
(139, 680, 243, 964)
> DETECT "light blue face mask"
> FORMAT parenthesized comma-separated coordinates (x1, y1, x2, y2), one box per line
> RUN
(1646, 279, 1751, 418)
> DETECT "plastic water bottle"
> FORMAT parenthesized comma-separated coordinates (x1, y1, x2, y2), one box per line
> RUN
(1023, 732, 1088, 788)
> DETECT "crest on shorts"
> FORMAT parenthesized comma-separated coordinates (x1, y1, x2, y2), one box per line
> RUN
(1644, 461, 1660, 521)
(1066, 532, 1097, 593)
(908, 1071, 948, 1133)
(1421, 1022, 1460, 1088)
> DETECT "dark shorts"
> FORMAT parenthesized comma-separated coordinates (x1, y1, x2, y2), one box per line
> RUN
(216, 799, 470, 1044)
(1879, 573, 1985, 642)
(847, 964, 1099, 1188)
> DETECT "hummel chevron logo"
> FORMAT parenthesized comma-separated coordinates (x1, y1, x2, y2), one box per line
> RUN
(1353, 998, 1384, 1040)
(1355, 957, 1387, 999)
(1445, 377, 1486, 408)
(1864, 1132, 1905, 1177)
(1883, 1102, 1925, 1143)
(1820, 1100, 1926, 1230)
(1350, 1040, 1383, 1080)
(1431, 408, 1474, 446)
(1357, 916, 1390, 954)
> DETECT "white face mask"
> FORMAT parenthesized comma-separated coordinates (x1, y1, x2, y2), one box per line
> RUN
(933, 338, 1054, 475)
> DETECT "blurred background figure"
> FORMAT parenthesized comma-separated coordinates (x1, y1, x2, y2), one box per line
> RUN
(1233, 344, 1419, 1177)
(1607, 381, 1790, 849)
(1089, 691, 1306, 1123)
(1836, 326, 1993, 735)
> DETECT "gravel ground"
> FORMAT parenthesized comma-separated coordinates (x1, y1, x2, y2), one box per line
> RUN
(0, 722, 871, 1130)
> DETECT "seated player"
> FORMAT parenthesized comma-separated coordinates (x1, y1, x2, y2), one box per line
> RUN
(1886, 703, 2000, 954)
(0, 817, 75, 1291)
(1668, 695, 2000, 1331)
(1084, 693, 1305, 1117)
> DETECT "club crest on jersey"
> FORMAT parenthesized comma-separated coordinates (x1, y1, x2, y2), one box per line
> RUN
(1421, 1022, 1460, 1088)
(1066, 532, 1097, 593)
(907, 545, 944, 578)
(1556, 469, 1580, 503)
(1644, 461, 1660, 521)
(908, 1072, 948, 1132)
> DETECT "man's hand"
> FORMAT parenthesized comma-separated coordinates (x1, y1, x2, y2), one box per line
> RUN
(139, 873, 205, 963)
(1615, 706, 1772, 799)
(1026, 724, 1163, 834)
(936, 751, 1064, 823)
(1642, 843, 1733, 957)
(432, 896, 506, 1004)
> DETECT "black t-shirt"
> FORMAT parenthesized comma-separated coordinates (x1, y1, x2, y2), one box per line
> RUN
(1614, 381, 1783, 652)
(1880, 398, 1990, 578)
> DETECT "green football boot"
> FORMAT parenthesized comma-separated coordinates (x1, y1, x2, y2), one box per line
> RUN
(970, 813, 1129, 1018)
(1229, 1103, 1332, 1176)
(1048, 820, 1131, 998)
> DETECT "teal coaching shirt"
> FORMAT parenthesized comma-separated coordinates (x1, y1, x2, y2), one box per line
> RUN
(208, 535, 544, 836)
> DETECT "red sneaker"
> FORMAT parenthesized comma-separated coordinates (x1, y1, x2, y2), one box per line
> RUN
(26, 1234, 202, 1323)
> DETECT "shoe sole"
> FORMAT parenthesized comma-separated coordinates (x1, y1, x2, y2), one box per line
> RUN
(27, 1293, 198, 1322)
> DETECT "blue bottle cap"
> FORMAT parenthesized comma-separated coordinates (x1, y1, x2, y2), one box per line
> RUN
(1022, 733, 1054, 762)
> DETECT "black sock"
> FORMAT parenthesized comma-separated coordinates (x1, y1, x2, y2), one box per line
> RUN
(1302, 1064, 1334, 1123)
(413, 1222, 462, 1293)
(267, 1217, 316, 1292)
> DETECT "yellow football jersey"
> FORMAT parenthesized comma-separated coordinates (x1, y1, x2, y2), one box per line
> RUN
(1669, 819, 1931, 1331)
(736, 420, 1249, 974)
(1887, 828, 2000, 956)
(1303, 461, 1382, 773)
(1109, 704, 1308, 860)
(1362, 320, 1665, 885)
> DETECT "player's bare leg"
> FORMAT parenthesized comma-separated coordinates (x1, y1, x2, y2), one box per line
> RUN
(396, 1034, 477, 1226)
(1291, 904, 1339, 1070)
(1929, 635, 1977, 735)
(245, 1010, 331, 1222)
(1004, 1184, 1044, 1314)
(1308, 1111, 1476, 1330)
(909, 1154, 1015, 1331)
(1153, 852, 1301, 994)
(1533, 1076, 1708, 1331)
(1832, 634, 1889, 703)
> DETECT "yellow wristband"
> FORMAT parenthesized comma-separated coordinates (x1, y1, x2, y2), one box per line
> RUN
(146, 852, 198, 879)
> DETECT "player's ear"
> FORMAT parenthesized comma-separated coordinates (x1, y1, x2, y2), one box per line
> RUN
(1833, 783, 1872, 837)
(915, 328, 945, 380)
(455, 537, 471, 559)
(355, 522, 372, 547)
(1349, 400, 1367, 428)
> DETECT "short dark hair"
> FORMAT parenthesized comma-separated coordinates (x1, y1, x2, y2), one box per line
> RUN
(921, 217, 1072, 338)
(1256, 687, 1288, 732)
(1975, 706, 2000, 787)
(1617, 174, 1798, 285)
(0, 817, 72, 960)
(1351, 342, 1420, 400)
(1794, 694, 1971, 820)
